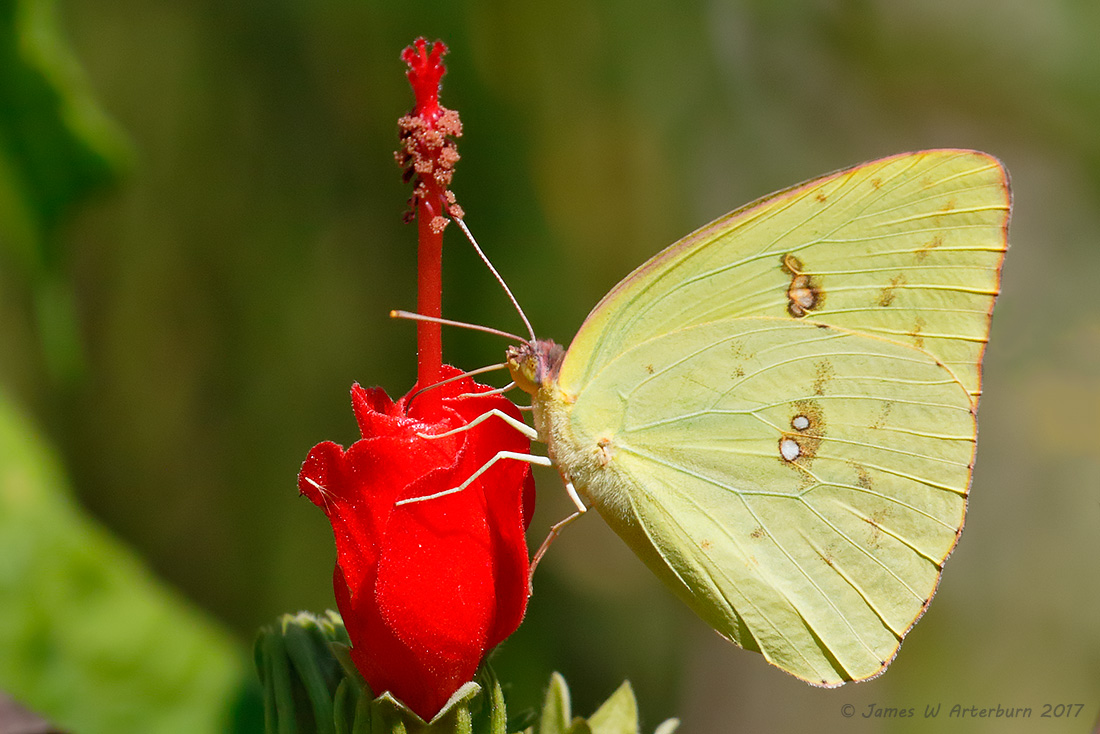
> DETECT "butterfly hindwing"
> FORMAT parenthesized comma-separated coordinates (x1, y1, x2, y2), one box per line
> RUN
(557, 317, 975, 684)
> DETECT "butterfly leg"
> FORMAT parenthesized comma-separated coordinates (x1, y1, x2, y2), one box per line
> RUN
(416, 408, 538, 441)
(395, 451, 552, 506)
(456, 382, 516, 399)
(528, 480, 588, 586)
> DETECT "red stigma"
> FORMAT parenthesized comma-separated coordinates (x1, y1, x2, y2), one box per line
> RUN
(401, 38, 448, 124)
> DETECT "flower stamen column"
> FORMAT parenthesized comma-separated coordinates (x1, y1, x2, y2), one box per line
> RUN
(298, 38, 534, 723)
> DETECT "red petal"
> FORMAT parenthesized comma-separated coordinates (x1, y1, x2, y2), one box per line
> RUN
(351, 383, 399, 437)
(374, 489, 494, 717)
(447, 391, 533, 646)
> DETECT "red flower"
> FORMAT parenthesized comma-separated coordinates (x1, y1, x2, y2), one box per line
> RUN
(298, 367, 535, 721)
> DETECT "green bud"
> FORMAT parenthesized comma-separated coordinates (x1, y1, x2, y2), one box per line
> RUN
(255, 611, 510, 734)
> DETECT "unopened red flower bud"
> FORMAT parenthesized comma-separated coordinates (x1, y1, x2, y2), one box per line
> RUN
(299, 368, 535, 720)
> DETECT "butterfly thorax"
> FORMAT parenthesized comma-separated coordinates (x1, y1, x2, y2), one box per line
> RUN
(506, 339, 618, 514)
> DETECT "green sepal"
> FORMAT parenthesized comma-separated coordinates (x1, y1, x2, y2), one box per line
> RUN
(535, 673, 571, 734)
(479, 663, 508, 734)
(331, 641, 363, 686)
(333, 679, 358, 734)
(365, 681, 482, 734)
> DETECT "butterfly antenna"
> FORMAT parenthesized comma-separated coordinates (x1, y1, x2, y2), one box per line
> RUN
(453, 217, 537, 343)
(390, 310, 525, 343)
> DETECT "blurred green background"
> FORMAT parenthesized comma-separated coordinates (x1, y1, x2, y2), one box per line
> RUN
(2, 0, 1098, 732)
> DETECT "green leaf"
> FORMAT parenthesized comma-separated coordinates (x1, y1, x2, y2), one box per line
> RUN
(528, 675, 674, 734)
(0, 0, 129, 382)
(0, 0, 127, 266)
(0, 390, 248, 733)
(584, 682, 636, 734)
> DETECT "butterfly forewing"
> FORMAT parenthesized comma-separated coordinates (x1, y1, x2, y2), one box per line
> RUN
(559, 150, 1009, 404)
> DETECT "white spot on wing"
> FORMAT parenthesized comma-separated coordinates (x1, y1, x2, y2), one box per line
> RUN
(780, 438, 801, 462)
(792, 415, 810, 431)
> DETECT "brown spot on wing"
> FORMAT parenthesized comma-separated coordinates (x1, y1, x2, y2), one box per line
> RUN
(729, 340, 751, 360)
(864, 509, 890, 549)
(908, 316, 926, 349)
(916, 235, 943, 262)
(783, 399, 825, 465)
(812, 360, 835, 396)
(792, 399, 826, 439)
(781, 254, 824, 317)
(750, 526, 766, 540)
(878, 274, 906, 307)
(854, 464, 874, 491)
(870, 401, 894, 430)
(727, 345, 749, 381)
(870, 177, 883, 190)
(781, 254, 804, 276)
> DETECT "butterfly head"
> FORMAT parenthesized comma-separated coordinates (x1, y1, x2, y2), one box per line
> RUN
(506, 339, 565, 396)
